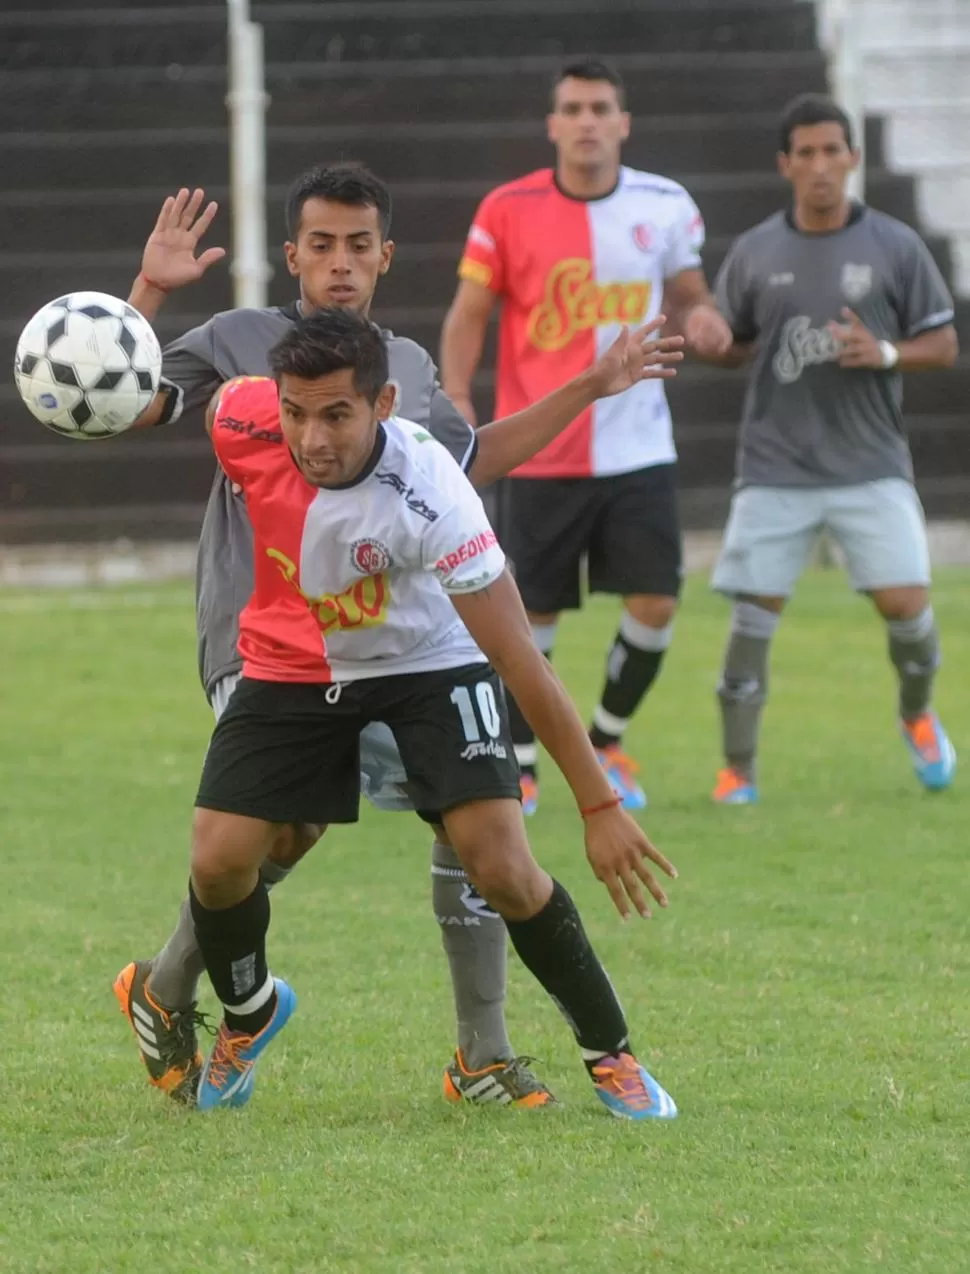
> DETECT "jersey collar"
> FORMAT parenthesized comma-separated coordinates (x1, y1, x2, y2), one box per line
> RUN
(784, 200, 866, 235)
(553, 168, 622, 203)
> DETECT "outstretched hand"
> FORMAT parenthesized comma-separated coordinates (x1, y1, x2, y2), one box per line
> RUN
(140, 188, 226, 293)
(584, 805, 678, 920)
(590, 317, 685, 397)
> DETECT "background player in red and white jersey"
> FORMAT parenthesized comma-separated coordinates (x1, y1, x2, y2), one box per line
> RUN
(441, 58, 734, 813)
(187, 308, 679, 1120)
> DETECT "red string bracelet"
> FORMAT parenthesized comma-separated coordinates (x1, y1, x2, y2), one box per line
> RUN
(137, 272, 170, 294)
(580, 796, 621, 819)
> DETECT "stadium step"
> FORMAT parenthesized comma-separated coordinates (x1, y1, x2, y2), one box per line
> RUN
(0, 53, 831, 131)
(0, 2, 819, 70)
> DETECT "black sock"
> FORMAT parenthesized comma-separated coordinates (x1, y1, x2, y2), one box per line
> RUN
(189, 880, 277, 1034)
(508, 622, 556, 778)
(504, 879, 631, 1058)
(589, 615, 672, 749)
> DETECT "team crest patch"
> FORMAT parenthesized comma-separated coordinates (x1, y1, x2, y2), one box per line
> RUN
(841, 263, 873, 302)
(351, 539, 392, 574)
(632, 223, 653, 253)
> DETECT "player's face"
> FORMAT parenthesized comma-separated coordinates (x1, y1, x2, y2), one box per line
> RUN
(278, 368, 397, 488)
(778, 122, 860, 213)
(547, 78, 630, 174)
(284, 200, 395, 316)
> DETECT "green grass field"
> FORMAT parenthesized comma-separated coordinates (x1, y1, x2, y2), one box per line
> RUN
(2, 571, 969, 1273)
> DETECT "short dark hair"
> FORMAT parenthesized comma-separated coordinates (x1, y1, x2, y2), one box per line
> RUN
(284, 162, 393, 241)
(551, 58, 626, 109)
(268, 308, 389, 404)
(779, 93, 854, 153)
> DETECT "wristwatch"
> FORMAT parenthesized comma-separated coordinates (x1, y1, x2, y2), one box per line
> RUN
(878, 340, 900, 369)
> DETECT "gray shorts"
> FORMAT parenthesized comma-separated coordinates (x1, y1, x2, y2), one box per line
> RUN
(712, 478, 931, 599)
(211, 674, 412, 813)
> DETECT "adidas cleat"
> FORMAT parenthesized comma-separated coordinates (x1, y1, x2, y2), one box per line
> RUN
(197, 978, 297, 1111)
(591, 1052, 678, 1121)
(113, 960, 208, 1104)
(595, 745, 647, 811)
(443, 1050, 557, 1107)
(900, 711, 956, 792)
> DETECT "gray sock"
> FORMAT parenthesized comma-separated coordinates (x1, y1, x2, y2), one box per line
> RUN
(887, 606, 940, 720)
(716, 601, 779, 781)
(148, 860, 292, 1010)
(431, 840, 513, 1070)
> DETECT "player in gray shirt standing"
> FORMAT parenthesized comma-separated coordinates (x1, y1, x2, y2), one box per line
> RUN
(688, 94, 958, 804)
(111, 164, 682, 1106)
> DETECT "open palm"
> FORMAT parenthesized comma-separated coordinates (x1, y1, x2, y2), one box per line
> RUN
(594, 317, 684, 397)
(140, 188, 226, 292)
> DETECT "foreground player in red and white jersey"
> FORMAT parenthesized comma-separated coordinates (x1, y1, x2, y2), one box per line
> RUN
(441, 58, 734, 814)
(189, 308, 679, 1120)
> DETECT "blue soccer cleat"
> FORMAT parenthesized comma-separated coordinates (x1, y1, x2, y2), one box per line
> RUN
(900, 712, 956, 791)
(594, 745, 647, 811)
(590, 1052, 678, 1121)
(520, 772, 539, 817)
(197, 978, 297, 1111)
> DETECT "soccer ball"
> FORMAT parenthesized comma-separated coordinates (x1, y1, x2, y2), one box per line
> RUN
(14, 291, 162, 440)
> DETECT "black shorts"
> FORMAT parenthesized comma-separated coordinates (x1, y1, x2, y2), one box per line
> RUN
(195, 664, 522, 827)
(501, 463, 682, 613)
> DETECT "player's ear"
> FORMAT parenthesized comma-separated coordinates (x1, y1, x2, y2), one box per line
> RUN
(283, 240, 300, 278)
(619, 111, 631, 142)
(379, 238, 395, 275)
(375, 382, 397, 421)
(776, 150, 792, 182)
(848, 147, 862, 172)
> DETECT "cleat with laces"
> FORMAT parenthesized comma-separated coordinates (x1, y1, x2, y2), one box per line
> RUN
(594, 745, 647, 810)
(197, 978, 297, 1111)
(591, 1052, 678, 1121)
(900, 711, 956, 791)
(712, 766, 759, 805)
(443, 1050, 558, 1107)
(113, 959, 210, 1104)
(520, 773, 539, 817)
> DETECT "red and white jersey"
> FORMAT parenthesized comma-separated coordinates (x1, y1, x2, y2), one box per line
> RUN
(212, 377, 506, 684)
(459, 166, 704, 478)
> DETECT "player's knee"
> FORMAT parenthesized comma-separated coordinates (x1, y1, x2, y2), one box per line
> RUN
(444, 800, 546, 917)
(872, 585, 929, 622)
(191, 808, 273, 899)
(624, 594, 677, 629)
(267, 821, 324, 868)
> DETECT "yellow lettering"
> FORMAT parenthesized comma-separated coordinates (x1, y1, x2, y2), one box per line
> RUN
(526, 260, 652, 353)
(265, 548, 390, 634)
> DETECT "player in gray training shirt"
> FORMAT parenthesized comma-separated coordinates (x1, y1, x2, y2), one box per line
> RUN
(688, 94, 958, 805)
(112, 165, 683, 1106)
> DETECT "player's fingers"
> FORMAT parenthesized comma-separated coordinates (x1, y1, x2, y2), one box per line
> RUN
(632, 315, 666, 341)
(152, 195, 176, 234)
(170, 187, 191, 225)
(181, 188, 206, 229)
(600, 871, 632, 920)
(640, 838, 678, 878)
(841, 307, 862, 325)
(633, 856, 669, 908)
(620, 868, 651, 919)
(192, 200, 220, 240)
(197, 246, 227, 271)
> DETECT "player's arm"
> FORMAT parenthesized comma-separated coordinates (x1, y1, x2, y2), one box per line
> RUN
(450, 571, 677, 918)
(439, 278, 498, 427)
(126, 189, 227, 428)
(832, 310, 958, 371)
(467, 319, 684, 488)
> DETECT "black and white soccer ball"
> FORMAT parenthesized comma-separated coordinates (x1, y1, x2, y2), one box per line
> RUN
(14, 291, 162, 440)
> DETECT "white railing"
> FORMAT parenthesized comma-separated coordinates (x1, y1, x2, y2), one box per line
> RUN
(816, 0, 866, 201)
(226, 0, 271, 308)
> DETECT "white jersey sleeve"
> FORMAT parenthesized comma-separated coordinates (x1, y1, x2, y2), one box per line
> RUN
(663, 187, 706, 278)
(420, 481, 506, 595)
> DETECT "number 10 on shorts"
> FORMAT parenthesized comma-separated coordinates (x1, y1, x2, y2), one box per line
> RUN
(450, 682, 508, 760)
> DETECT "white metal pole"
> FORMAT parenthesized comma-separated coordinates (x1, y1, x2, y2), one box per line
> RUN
(822, 0, 866, 202)
(226, 0, 271, 308)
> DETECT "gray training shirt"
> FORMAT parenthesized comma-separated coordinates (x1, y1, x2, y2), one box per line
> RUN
(162, 302, 477, 697)
(714, 205, 955, 487)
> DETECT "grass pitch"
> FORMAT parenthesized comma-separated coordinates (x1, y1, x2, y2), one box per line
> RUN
(1, 572, 968, 1273)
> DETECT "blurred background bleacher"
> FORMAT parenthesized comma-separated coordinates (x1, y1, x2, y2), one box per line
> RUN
(0, 0, 967, 547)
